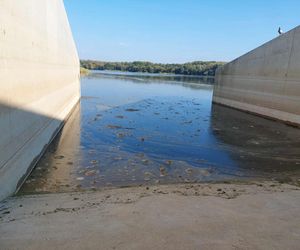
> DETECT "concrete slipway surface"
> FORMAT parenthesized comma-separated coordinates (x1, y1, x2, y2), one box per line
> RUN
(1, 182, 300, 250)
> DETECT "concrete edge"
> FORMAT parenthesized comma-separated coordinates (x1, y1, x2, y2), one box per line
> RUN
(213, 96, 300, 127)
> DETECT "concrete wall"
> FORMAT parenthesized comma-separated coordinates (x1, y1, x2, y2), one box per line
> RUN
(0, 0, 80, 200)
(213, 25, 300, 126)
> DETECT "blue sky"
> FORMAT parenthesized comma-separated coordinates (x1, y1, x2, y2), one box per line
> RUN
(64, 0, 300, 63)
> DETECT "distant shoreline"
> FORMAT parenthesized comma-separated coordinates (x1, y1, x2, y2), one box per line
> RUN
(81, 60, 225, 77)
(86, 70, 216, 85)
(91, 70, 215, 78)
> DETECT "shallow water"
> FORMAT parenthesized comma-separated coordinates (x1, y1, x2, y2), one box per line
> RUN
(19, 73, 300, 194)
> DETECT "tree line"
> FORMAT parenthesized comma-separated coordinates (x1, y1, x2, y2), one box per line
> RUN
(80, 60, 225, 76)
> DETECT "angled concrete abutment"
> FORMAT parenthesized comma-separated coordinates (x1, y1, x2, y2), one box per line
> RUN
(0, 0, 80, 200)
(213, 25, 300, 126)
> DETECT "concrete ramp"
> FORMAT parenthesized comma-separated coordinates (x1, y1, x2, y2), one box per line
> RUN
(213, 26, 300, 126)
(0, 0, 80, 200)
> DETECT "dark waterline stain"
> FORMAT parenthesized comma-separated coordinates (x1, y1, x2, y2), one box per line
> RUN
(19, 73, 300, 194)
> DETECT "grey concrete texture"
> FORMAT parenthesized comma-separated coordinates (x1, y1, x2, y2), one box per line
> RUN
(1, 183, 300, 250)
(214, 25, 300, 125)
(0, 0, 80, 200)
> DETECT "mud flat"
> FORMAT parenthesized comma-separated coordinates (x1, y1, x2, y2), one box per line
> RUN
(1, 182, 300, 250)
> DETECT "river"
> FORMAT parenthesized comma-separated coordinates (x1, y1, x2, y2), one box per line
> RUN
(19, 72, 300, 194)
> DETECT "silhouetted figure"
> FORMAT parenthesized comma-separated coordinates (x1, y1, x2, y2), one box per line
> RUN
(278, 27, 284, 35)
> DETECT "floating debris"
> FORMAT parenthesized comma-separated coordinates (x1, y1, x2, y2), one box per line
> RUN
(142, 159, 149, 165)
(19, 74, 300, 195)
(107, 125, 122, 129)
(54, 155, 64, 160)
(117, 133, 126, 139)
(185, 168, 193, 174)
(114, 156, 123, 161)
(84, 170, 97, 177)
(165, 160, 173, 166)
(125, 108, 140, 112)
(199, 169, 211, 177)
(160, 166, 167, 177)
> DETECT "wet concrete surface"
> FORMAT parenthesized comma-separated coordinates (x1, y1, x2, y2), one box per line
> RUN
(19, 73, 300, 194)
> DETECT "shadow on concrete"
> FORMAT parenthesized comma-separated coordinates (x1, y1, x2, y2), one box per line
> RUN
(211, 104, 300, 181)
(0, 101, 66, 199)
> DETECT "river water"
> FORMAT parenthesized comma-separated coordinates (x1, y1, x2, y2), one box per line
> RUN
(19, 72, 300, 194)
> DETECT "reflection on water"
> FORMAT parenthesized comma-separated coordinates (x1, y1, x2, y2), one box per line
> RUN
(93, 70, 215, 85)
(19, 73, 300, 194)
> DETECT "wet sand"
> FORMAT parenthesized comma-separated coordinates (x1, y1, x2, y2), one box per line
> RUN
(1, 182, 300, 250)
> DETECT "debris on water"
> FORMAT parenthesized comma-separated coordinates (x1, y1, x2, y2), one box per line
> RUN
(182, 121, 193, 124)
(117, 133, 126, 139)
(199, 169, 211, 177)
(144, 172, 152, 177)
(213, 128, 221, 134)
(18, 75, 300, 195)
(165, 160, 173, 166)
(114, 157, 123, 161)
(125, 108, 140, 112)
(248, 139, 260, 145)
(160, 166, 167, 177)
(142, 159, 149, 165)
(107, 125, 122, 129)
(54, 155, 64, 159)
(185, 168, 193, 174)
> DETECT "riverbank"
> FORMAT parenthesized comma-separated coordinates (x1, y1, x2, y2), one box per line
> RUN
(1, 181, 300, 250)
(80, 60, 225, 76)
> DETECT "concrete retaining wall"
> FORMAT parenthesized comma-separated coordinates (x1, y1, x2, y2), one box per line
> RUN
(213, 25, 300, 126)
(0, 0, 80, 200)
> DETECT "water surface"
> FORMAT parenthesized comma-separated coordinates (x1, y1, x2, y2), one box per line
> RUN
(19, 72, 300, 194)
